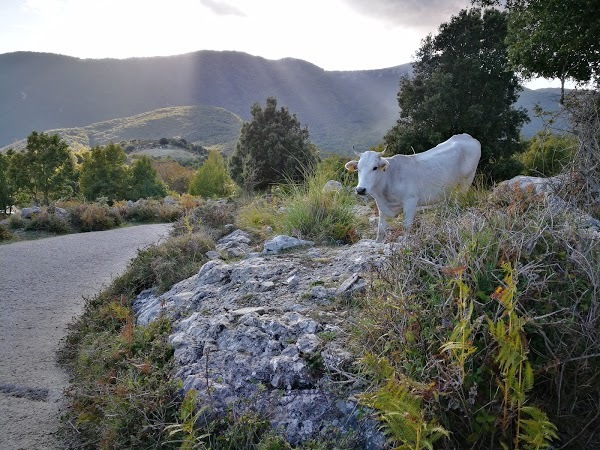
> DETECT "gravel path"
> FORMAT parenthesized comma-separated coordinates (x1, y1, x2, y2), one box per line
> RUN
(0, 224, 172, 450)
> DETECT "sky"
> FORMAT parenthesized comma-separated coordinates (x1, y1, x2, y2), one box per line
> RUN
(0, 0, 565, 89)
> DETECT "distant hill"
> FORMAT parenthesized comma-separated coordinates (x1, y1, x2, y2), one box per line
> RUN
(0, 50, 565, 153)
(1, 105, 243, 156)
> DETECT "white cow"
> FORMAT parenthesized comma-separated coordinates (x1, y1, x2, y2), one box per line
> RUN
(345, 134, 481, 242)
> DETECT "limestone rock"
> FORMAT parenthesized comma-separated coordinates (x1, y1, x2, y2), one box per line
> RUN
(322, 180, 343, 193)
(262, 235, 314, 255)
(216, 229, 253, 258)
(20, 206, 41, 219)
(133, 234, 394, 446)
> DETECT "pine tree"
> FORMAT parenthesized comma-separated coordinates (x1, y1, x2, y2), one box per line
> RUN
(229, 97, 318, 191)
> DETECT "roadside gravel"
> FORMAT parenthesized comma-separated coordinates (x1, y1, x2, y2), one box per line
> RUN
(0, 223, 172, 450)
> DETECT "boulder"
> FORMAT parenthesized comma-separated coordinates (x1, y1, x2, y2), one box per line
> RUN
(216, 229, 252, 258)
(262, 235, 314, 255)
(322, 180, 343, 193)
(20, 206, 41, 219)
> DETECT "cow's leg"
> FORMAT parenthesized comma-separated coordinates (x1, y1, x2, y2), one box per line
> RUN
(376, 213, 388, 243)
(402, 198, 418, 230)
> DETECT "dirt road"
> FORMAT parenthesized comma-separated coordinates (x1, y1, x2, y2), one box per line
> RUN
(0, 224, 172, 450)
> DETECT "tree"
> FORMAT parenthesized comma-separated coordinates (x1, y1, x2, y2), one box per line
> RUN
(8, 132, 76, 205)
(152, 159, 195, 194)
(0, 152, 14, 213)
(477, 0, 600, 104)
(189, 150, 234, 198)
(128, 156, 168, 200)
(79, 143, 129, 202)
(384, 8, 529, 182)
(229, 97, 318, 190)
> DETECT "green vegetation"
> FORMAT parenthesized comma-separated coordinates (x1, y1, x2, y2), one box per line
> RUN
(229, 97, 319, 191)
(0, 152, 14, 213)
(384, 8, 528, 182)
(519, 131, 576, 177)
(352, 183, 598, 448)
(477, 0, 600, 103)
(189, 150, 235, 198)
(279, 162, 364, 244)
(79, 143, 130, 202)
(129, 156, 168, 200)
(2, 106, 243, 156)
(7, 131, 76, 205)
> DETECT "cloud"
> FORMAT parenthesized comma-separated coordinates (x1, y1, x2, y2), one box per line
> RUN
(199, 0, 245, 16)
(342, 0, 471, 30)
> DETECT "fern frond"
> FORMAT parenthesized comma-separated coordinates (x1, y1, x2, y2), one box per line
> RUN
(518, 406, 559, 450)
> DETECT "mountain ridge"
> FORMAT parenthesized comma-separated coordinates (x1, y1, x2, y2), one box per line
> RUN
(0, 50, 563, 153)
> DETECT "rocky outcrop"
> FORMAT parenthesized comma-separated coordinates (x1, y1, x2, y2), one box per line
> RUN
(494, 175, 600, 237)
(133, 231, 398, 447)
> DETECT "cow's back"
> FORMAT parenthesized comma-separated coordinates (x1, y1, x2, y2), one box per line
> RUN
(389, 134, 480, 205)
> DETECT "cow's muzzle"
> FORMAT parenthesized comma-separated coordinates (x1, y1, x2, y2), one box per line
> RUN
(356, 187, 366, 195)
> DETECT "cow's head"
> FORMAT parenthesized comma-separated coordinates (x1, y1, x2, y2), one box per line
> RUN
(345, 150, 389, 195)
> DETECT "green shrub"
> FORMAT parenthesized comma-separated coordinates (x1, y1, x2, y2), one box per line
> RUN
(189, 149, 235, 198)
(172, 200, 236, 238)
(0, 224, 12, 241)
(127, 155, 168, 201)
(520, 131, 576, 177)
(67, 202, 123, 232)
(111, 231, 214, 295)
(25, 209, 71, 234)
(6, 214, 26, 229)
(280, 167, 364, 244)
(236, 196, 280, 234)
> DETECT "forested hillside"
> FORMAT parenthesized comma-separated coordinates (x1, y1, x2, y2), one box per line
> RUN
(0, 105, 243, 155)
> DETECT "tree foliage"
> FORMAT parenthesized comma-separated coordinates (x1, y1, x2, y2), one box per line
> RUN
(152, 159, 195, 194)
(477, 0, 600, 103)
(128, 156, 168, 200)
(384, 8, 528, 182)
(79, 143, 130, 202)
(0, 152, 14, 213)
(7, 132, 76, 205)
(189, 150, 234, 198)
(229, 97, 318, 191)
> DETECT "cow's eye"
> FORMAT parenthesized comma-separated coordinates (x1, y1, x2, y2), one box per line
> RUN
(372, 167, 378, 171)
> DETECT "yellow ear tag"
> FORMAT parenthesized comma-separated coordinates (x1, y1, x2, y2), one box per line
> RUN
(347, 166, 355, 173)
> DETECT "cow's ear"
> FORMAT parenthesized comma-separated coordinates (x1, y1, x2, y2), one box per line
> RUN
(379, 159, 389, 172)
(345, 160, 358, 173)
